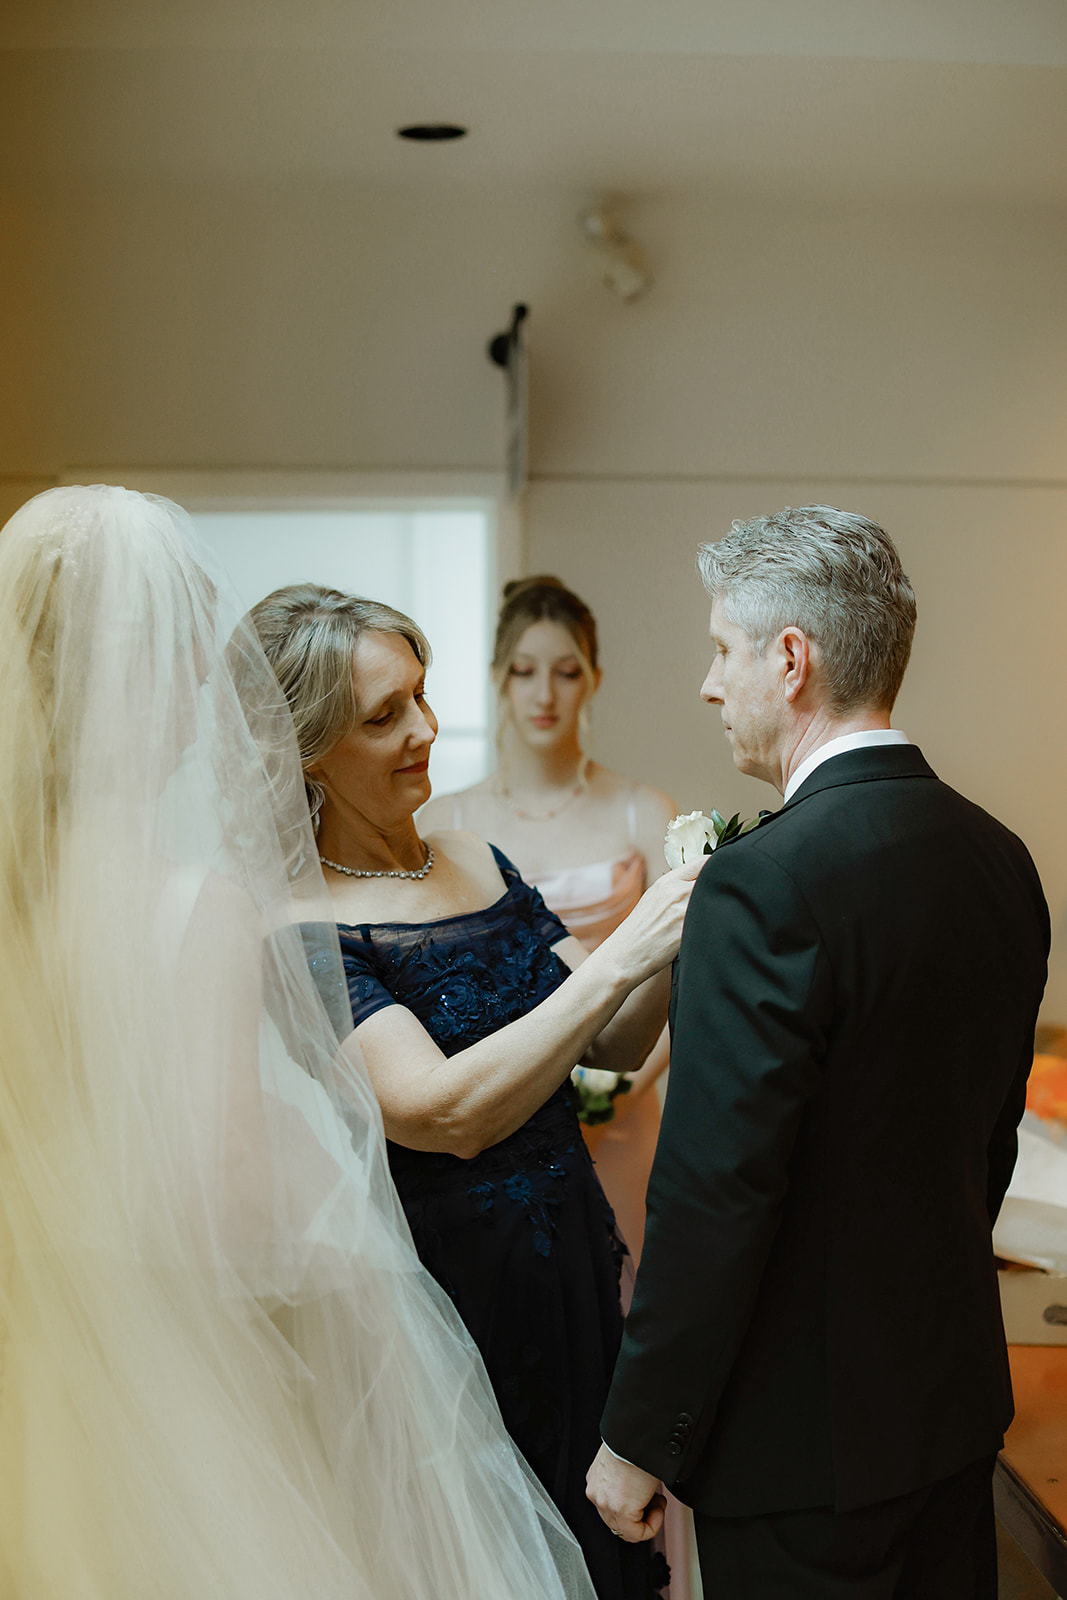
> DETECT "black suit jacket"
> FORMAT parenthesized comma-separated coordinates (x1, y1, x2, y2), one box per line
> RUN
(601, 745, 1049, 1516)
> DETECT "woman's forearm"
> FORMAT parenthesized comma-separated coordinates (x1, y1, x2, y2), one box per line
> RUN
(621, 1022, 671, 1096)
(353, 941, 643, 1158)
(349, 864, 697, 1158)
(579, 969, 671, 1081)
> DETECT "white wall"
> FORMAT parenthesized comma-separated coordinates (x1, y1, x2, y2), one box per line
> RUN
(3, 178, 1066, 1010)
(9, 184, 1059, 481)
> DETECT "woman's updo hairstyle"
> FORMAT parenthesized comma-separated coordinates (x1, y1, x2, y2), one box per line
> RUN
(492, 576, 599, 682)
(251, 582, 430, 827)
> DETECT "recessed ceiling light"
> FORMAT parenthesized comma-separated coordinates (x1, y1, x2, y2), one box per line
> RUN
(397, 123, 468, 142)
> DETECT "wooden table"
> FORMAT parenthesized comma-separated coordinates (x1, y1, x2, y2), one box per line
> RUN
(996, 1347, 1067, 1596)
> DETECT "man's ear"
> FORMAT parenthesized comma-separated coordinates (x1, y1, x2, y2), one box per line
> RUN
(779, 626, 812, 703)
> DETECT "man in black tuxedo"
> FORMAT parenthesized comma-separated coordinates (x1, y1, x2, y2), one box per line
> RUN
(586, 506, 1049, 1597)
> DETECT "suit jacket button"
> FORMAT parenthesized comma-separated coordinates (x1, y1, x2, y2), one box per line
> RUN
(678, 1412, 694, 1427)
(666, 1441, 682, 1457)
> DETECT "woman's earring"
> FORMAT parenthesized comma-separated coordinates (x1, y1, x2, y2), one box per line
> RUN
(578, 702, 594, 760)
(306, 779, 325, 833)
(493, 689, 514, 763)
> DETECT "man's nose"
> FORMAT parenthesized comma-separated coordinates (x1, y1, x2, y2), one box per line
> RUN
(700, 667, 722, 704)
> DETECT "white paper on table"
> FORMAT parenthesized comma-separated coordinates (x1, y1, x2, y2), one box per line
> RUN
(993, 1112, 1067, 1272)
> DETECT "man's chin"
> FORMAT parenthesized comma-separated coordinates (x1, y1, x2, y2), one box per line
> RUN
(731, 749, 760, 780)
(723, 729, 758, 777)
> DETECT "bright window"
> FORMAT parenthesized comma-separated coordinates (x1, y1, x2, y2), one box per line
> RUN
(193, 507, 492, 794)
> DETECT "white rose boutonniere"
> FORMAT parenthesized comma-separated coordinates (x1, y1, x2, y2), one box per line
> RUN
(664, 807, 760, 869)
(664, 810, 716, 868)
(570, 1064, 633, 1126)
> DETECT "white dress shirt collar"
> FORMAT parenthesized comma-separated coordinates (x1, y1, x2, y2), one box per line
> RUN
(783, 729, 910, 805)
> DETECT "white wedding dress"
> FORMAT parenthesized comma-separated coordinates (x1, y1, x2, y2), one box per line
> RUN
(0, 486, 594, 1600)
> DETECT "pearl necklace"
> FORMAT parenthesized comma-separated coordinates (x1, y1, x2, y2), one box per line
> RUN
(319, 845, 435, 880)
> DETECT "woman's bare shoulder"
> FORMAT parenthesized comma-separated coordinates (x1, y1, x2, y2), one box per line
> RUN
(588, 764, 675, 826)
(176, 869, 262, 973)
(585, 768, 676, 876)
(422, 826, 496, 863)
(422, 828, 507, 892)
(632, 781, 677, 829)
(419, 778, 497, 831)
(583, 762, 625, 802)
(183, 865, 255, 927)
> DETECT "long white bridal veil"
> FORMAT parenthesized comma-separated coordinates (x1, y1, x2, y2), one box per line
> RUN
(0, 486, 595, 1600)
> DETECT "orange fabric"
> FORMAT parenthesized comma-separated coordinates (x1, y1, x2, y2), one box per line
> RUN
(1026, 1054, 1067, 1122)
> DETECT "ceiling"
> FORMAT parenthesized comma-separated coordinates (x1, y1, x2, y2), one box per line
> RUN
(2, 0, 1066, 201)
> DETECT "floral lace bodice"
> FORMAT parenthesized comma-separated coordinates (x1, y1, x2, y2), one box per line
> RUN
(336, 845, 580, 1198)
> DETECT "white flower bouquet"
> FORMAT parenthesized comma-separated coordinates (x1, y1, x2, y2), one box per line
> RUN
(570, 1064, 633, 1126)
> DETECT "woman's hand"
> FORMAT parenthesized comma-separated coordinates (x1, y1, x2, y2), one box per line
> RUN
(348, 857, 703, 1161)
(599, 858, 704, 986)
(558, 860, 702, 1086)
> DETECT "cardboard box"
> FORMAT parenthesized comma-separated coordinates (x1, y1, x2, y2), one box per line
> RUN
(998, 1267, 1067, 1346)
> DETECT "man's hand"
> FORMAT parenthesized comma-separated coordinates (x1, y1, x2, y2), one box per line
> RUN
(586, 1442, 666, 1543)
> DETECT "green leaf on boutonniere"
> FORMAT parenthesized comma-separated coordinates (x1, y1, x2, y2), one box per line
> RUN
(716, 812, 741, 844)
(713, 810, 761, 847)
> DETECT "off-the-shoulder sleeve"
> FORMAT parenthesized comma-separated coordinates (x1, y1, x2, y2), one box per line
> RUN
(488, 845, 571, 949)
(337, 931, 400, 1031)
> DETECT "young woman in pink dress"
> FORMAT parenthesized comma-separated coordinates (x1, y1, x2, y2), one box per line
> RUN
(422, 577, 675, 1266)
(424, 577, 698, 1598)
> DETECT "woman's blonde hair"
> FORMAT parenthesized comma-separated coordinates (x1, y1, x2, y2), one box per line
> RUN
(492, 576, 598, 681)
(251, 583, 430, 825)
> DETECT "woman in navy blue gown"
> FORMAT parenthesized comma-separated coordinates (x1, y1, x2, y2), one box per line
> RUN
(253, 585, 697, 1600)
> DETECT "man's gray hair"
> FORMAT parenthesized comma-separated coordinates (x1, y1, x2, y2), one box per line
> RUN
(698, 506, 917, 714)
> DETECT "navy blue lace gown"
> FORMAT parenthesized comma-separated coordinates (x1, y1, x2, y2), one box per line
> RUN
(336, 847, 666, 1600)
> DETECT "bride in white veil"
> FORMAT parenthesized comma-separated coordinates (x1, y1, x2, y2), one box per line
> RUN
(0, 484, 595, 1599)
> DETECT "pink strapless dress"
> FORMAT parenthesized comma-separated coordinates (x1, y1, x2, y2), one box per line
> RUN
(533, 849, 661, 1265)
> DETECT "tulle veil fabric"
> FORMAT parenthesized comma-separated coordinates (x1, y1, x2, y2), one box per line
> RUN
(0, 485, 595, 1600)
